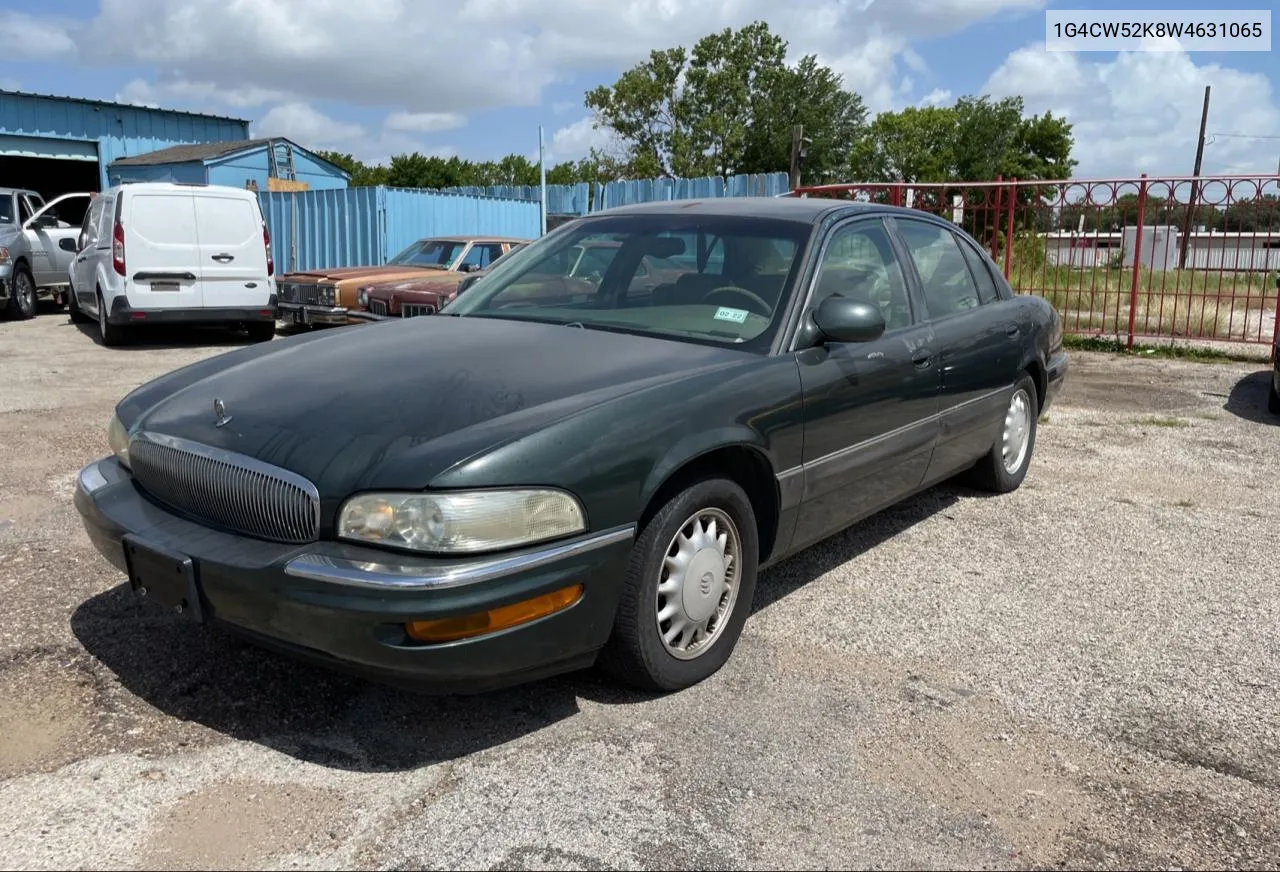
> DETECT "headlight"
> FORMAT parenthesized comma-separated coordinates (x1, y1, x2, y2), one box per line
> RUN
(321, 285, 336, 306)
(107, 413, 131, 469)
(0, 246, 10, 265)
(337, 489, 586, 554)
(357, 289, 369, 307)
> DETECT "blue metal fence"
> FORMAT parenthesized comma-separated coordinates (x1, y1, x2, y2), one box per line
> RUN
(259, 172, 794, 272)
(259, 186, 540, 273)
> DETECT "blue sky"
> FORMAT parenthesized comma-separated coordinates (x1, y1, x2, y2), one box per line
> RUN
(1, 0, 1276, 177)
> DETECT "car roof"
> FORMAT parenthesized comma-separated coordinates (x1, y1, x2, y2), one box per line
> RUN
(588, 196, 886, 223)
(423, 235, 530, 244)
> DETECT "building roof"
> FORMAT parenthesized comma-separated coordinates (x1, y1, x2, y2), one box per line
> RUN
(109, 137, 350, 178)
(0, 89, 250, 125)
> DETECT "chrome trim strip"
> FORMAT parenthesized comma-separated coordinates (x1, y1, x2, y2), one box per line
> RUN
(283, 524, 637, 591)
(774, 384, 1010, 482)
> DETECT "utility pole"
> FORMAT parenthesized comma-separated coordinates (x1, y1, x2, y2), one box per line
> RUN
(538, 125, 548, 236)
(788, 125, 805, 192)
(1179, 85, 1210, 269)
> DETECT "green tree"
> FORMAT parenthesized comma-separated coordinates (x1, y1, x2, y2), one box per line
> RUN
(585, 21, 865, 180)
(848, 106, 956, 184)
(313, 150, 388, 187)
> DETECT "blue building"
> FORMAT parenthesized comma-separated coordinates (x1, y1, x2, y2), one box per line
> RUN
(0, 89, 249, 200)
(108, 137, 349, 192)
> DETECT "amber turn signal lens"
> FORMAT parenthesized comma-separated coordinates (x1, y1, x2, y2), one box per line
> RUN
(405, 584, 584, 644)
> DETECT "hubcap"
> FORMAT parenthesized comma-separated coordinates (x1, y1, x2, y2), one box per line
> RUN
(656, 507, 742, 661)
(17, 273, 34, 313)
(1002, 388, 1032, 474)
(98, 299, 107, 338)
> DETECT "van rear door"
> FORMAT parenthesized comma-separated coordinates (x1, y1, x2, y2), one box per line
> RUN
(192, 191, 270, 309)
(122, 189, 203, 309)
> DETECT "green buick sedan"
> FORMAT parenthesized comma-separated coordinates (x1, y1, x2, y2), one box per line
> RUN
(75, 197, 1068, 694)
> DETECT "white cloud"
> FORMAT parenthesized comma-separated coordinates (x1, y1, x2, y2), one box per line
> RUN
(543, 116, 617, 164)
(116, 78, 288, 110)
(0, 10, 77, 60)
(919, 88, 952, 107)
(253, 102, 364, 146)
(982, 45, 1280, 177)
(68, 0, 1044, 121)
(383, 111, 467, 134)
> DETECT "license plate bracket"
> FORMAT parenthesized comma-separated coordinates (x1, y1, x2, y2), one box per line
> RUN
(150, 281, 180, 292)
(122, 535, 205, 622)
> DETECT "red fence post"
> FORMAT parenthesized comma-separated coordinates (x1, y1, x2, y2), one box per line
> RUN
(990, 175, 1004, 261)
(890, 182, 903, 208)
(1003, 177, 1017, 280)
(1126, 174, 1149, 350)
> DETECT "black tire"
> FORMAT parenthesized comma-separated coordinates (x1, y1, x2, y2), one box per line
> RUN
(67, 284, 91, 324)
(5, 266, 37, 320)
(96, 291, 127, 347)
(245, 320, 276, 342)
(968, 372, 1039, 493)
(1268, 379, 1280, 415)
(598, 476, 760, 693)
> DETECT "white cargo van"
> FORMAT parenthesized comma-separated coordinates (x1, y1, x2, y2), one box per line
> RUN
(66, 182, 278, 346)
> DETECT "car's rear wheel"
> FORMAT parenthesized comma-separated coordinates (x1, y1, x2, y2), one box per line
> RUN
(97, 291, 127, 347)
(969, 372, 1039, 494)
(599, 476, 759, 692)
(1268, 379, 1280, 415)
(6, 266, 36, 320)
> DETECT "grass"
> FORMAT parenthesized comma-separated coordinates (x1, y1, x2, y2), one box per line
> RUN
(1132, 415, 1190, 428)
(1060, 333, 1260, 363)
(1011, 261, 1276, 344)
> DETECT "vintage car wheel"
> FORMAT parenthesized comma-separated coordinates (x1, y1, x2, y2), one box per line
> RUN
(969, 372, 1039, 494)
(599, 476, 760, 692)
(6, 267, 37, 320)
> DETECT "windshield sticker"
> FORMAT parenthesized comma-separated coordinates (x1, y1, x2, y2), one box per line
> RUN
(713, 306, 749, 324)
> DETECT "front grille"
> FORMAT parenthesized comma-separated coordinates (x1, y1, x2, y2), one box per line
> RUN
(129, 432, 320, 544)
(368, 299, 388, 316)
(402, 303, 436, 318)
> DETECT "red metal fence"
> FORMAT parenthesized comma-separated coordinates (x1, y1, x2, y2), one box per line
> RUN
(794, 175, 1280, 348)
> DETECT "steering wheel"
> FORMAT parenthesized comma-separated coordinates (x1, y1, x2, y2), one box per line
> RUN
(701, 286, 772, 318)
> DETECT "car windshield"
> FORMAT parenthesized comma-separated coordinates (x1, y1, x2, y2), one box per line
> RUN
(387, 239, 468, 269)
(445, 214, 811, 351)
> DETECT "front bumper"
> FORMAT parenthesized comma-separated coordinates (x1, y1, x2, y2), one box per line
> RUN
(347, 309, 392, 322)
(1043, 349, 1069, 413)
(74, 456, 634, 694)
(277, 301, 349, 326)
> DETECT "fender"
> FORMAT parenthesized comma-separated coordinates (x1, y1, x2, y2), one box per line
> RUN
(640, 423, 777, 511)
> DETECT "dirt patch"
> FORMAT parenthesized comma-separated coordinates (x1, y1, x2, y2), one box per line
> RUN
(138, 780, 350, 870)
(0, 651, 98, 777)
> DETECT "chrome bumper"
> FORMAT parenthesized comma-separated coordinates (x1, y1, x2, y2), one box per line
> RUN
(347, 309, 392, 322)
(277, 302, 348, 326)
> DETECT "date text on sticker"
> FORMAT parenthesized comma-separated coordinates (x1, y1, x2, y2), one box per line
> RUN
(713, 306, 749, 324)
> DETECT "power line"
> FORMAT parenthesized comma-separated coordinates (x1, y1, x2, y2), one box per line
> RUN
(1206, 132, 1280, 141)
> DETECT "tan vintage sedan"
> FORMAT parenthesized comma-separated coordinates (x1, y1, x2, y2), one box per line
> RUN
(275, 235, 527, 327)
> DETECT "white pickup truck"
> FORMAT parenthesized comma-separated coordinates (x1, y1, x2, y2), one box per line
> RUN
(0, 187, 92, 320)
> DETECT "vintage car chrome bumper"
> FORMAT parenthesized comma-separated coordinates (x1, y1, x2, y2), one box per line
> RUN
(277, 301, 348, 326)
(73, 455, 634, 694)
(347, 309, 391, 322)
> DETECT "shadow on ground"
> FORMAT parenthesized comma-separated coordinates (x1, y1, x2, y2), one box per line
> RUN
(70, 487, 962, 772)
(1224, 370, 1278, 427)
(71, 317, 274, 350)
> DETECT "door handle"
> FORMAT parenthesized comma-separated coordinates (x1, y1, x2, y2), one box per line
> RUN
(911, 350, 933, 369)
(211, 253, 235, 263)
(1005, 324, 1020, 337)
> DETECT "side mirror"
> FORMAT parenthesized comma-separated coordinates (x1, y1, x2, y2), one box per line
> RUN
(59, 237, 78, 252)
(812, 295, 886, 343)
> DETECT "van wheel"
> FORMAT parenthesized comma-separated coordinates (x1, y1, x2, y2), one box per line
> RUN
(67, 285, 91, 324)
(97, 291, 127, 347)
(5, 266, 36, 320)
(245, 321, 276, 342)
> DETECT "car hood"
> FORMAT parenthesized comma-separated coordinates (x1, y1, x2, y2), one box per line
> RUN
(366, 274, 461, 297)
(130, 316, 752, 498)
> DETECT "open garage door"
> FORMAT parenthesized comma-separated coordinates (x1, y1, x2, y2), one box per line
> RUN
(0, 135, 100, 226)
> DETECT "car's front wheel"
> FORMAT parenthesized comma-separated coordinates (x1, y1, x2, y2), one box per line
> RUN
(969, 372, 1039, 493)
(599, 476, 760, 692)
(5, 266, 36, 320)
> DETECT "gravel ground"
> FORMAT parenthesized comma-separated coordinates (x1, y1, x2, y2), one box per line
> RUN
(1, 310, 1278, 871)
